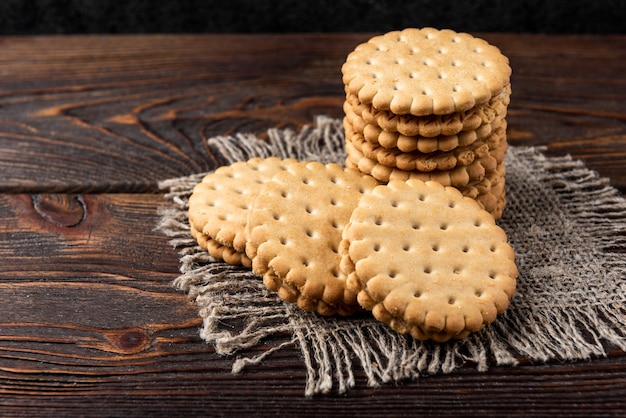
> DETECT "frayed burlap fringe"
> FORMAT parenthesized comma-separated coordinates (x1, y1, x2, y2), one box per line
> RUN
(156, 116, 626, 396)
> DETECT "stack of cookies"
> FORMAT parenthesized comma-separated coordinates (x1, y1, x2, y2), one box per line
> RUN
(341, 28, 512, 220)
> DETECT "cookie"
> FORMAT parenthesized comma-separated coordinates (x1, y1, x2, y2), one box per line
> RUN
(346, 84, 511, 138)
(344, 91, 480, 138)
(340, 179, 517, 342)
(462, 162, 506, 200)
(245, 161, 379, 316)
(345, 139, 499, 187)
(475, 176, 506, 218)
(342, 28, 512, 116)
(190, 223, 252, 267)
(345, 119, 506, 172)
(349, 105, 508, 154)
(188, 157, 298, 265)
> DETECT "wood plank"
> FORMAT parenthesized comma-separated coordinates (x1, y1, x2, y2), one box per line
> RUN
(2, 191, 626, 415)
(1, 355, 625, 416)
(0, 34, 356, 193)
(0, 193, 179, 279)
(0, 34, 624, 194)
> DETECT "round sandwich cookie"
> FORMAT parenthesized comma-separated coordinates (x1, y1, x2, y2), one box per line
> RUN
(345, 84, 510, 139)
(356, 106, 508, 154)
(345, 139, 495, 187)
(345, 119, 506, 172)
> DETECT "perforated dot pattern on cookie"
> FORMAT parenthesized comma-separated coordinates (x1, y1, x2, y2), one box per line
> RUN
(341, 179, 517, 341)
(187, 157, 298, 264)
(342, 28, 511, 116)
(246, 161, 379, 316)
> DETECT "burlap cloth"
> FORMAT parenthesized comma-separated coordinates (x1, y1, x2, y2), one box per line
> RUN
(157, 116, 626, 396)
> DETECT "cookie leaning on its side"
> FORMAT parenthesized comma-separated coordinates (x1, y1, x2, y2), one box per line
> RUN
(340, 179, 518, 342)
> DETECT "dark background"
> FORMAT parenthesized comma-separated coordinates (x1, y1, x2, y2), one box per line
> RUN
(1, 0, 625, 34)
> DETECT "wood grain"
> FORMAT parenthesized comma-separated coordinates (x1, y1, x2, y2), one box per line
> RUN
(2, 192, 626, 417)
(0, 34, 624, 193)
(0, 34, 625, 416)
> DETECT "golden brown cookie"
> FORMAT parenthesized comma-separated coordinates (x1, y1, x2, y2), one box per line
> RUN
(461, 161, 506, 200)
(474, 176, 506, 219)
(190, 223, 252, 267)
(345, 91, 480, 138)
(188, 157, 298, 266)
(245, 161, 379, 316)
(346, 84, 511, 139)
(345, 119, 506, 172)
(345, 139, 498, 187)
(349, 106, 508, 154)
(340, 179, 517, 342)
(342, 28, 512, 116)
(344, 98, 498, 154)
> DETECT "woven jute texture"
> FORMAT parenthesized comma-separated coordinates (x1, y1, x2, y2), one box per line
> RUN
(157, 116, 626, 396)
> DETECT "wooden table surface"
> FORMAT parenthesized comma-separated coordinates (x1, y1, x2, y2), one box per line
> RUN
(1, 33, 625, 417)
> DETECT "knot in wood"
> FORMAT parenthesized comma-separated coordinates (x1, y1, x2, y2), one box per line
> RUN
(116, 329, 150, 351)
(106, 328, 151, 354)
(32, 194, 87, 227)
